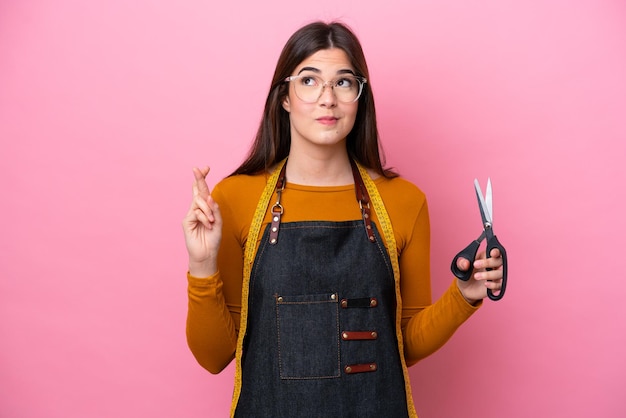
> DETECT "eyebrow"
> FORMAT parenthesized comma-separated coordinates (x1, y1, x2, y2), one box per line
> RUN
(297, 66, 356, 76)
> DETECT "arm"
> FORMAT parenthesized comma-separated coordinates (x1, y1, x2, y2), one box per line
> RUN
(182, 168, 240, 374)
(398, 198, 481, 366)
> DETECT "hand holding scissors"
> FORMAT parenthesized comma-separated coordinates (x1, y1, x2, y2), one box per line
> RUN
(451, 179, 508, 301)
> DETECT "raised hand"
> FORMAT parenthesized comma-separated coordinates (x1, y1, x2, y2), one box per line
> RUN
(182, 167, 222, 278)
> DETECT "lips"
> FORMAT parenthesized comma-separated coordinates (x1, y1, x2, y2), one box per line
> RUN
(316, 116, 338, 125)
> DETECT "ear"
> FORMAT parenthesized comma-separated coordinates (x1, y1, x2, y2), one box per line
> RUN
(282, 96, 291, 112)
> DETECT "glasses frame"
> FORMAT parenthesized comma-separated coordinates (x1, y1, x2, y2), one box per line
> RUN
(284, 74, 368, 104)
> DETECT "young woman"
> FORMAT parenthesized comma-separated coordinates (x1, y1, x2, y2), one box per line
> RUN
(183, 21, 503, 418)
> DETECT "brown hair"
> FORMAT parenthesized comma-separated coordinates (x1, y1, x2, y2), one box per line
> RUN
(231, 21, 396, 178)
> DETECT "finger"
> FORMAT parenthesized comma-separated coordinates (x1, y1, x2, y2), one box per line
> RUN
(192, 195, 215, 223)
(194, 208, 214, 229)
(207, 196, 221, 225)
(193, 167, 210, 198)
(484, 254, 503, 269)
(184, 193, 214, 227)
(484, 278, 502, 290)
(190, 197, 222, 231)
(472, 251, 487, 269)
(182, 207, 210, 230)
(474, 249, 504, 268)
(193, 166, 210, 179)
(474, 268, 503, 281)
(455, 257, 471, 272)
(192, 166, 211, 199)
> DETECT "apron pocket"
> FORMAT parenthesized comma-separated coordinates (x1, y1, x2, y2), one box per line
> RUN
(275, 293, 340, 379)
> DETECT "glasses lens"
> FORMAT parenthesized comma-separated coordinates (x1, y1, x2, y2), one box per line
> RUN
(333, 76, 361, 103)
(292, 76, 320, 103)
(292, 75, 363, 103)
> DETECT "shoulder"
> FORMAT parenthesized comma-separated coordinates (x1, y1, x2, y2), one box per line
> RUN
(212, 173, 269, 215)
(371, 176, 430, 250)
(214, 172, 268, 193)
(374, 176, 427, 209)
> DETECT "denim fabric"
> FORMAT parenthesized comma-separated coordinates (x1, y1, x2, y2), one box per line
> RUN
(235, 220, 409, 417)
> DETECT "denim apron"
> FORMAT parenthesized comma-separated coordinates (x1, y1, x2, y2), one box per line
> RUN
(233, 160, 412, 417)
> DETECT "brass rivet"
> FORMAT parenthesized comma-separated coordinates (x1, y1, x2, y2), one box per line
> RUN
(369, 236, 375, 242)
(277, 296, 283, 302)
(330, 293, 336, 300)
(271, 227, 277, 232)
(341, 300, 348, 308)
(342, 332, 348, 340)
(270, 238, 276, 244)
(273, 216, 279, 222)
(370, 299, 377, 307)
(345, 366, 352, 373)
(371, 332, 377, 338)
(370, 364, 376, 370)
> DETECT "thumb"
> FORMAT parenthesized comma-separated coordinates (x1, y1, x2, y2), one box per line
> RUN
(456, 257, 471, 272)
(208, 195, 222, 225)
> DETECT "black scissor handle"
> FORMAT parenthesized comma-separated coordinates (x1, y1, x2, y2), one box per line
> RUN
(486, 235, 507, 301)
(451, 239, 481, 281)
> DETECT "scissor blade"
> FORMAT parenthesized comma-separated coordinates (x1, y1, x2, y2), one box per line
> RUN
(474, 179, 492, 225)
(486, 178, 493, 222)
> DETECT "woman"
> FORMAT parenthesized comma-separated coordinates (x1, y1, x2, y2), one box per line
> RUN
(183, 21, 503, 417)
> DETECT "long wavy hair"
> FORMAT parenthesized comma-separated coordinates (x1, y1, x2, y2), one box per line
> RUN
(230, 21, 396, 178)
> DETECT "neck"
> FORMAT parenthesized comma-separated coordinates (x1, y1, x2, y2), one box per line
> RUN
(285, 149, 353, 186)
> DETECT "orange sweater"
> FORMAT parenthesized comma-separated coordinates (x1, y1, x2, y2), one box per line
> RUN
(186, 172, 480, 374)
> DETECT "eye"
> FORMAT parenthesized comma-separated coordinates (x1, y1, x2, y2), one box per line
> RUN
(300, 76, 319, 87)
(335, 77, 354, 88)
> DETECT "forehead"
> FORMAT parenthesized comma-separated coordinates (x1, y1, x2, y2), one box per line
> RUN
(295, 48, 354, 74)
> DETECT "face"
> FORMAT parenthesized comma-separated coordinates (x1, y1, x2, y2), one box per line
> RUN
(282, 48, 359, 154)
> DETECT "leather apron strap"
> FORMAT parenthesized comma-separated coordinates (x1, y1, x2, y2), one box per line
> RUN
(268, 158, 376, 245)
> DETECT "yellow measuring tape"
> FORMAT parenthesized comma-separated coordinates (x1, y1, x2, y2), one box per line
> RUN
(230, 159, 286, 416)
(355, 163, 417, 418)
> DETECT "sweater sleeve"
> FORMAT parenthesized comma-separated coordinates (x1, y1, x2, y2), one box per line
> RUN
(186, 272, 238, 374)
(402, 280, 481, 366)
(395, 191, 481, 366)
(185, 178, 252, 374)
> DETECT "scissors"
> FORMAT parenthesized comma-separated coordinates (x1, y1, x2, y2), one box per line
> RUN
(451, 178, 508, 301)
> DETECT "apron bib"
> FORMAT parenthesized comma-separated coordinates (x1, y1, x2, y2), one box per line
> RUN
(236, 220, 408, 417)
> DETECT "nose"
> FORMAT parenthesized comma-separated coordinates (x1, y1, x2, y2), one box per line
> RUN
(318, 82, 337, 107)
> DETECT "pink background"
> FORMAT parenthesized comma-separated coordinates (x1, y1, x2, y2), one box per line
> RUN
(1, 0, 625, 417)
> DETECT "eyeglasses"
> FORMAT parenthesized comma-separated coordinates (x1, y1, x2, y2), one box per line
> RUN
(284, 74, 367, 103)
